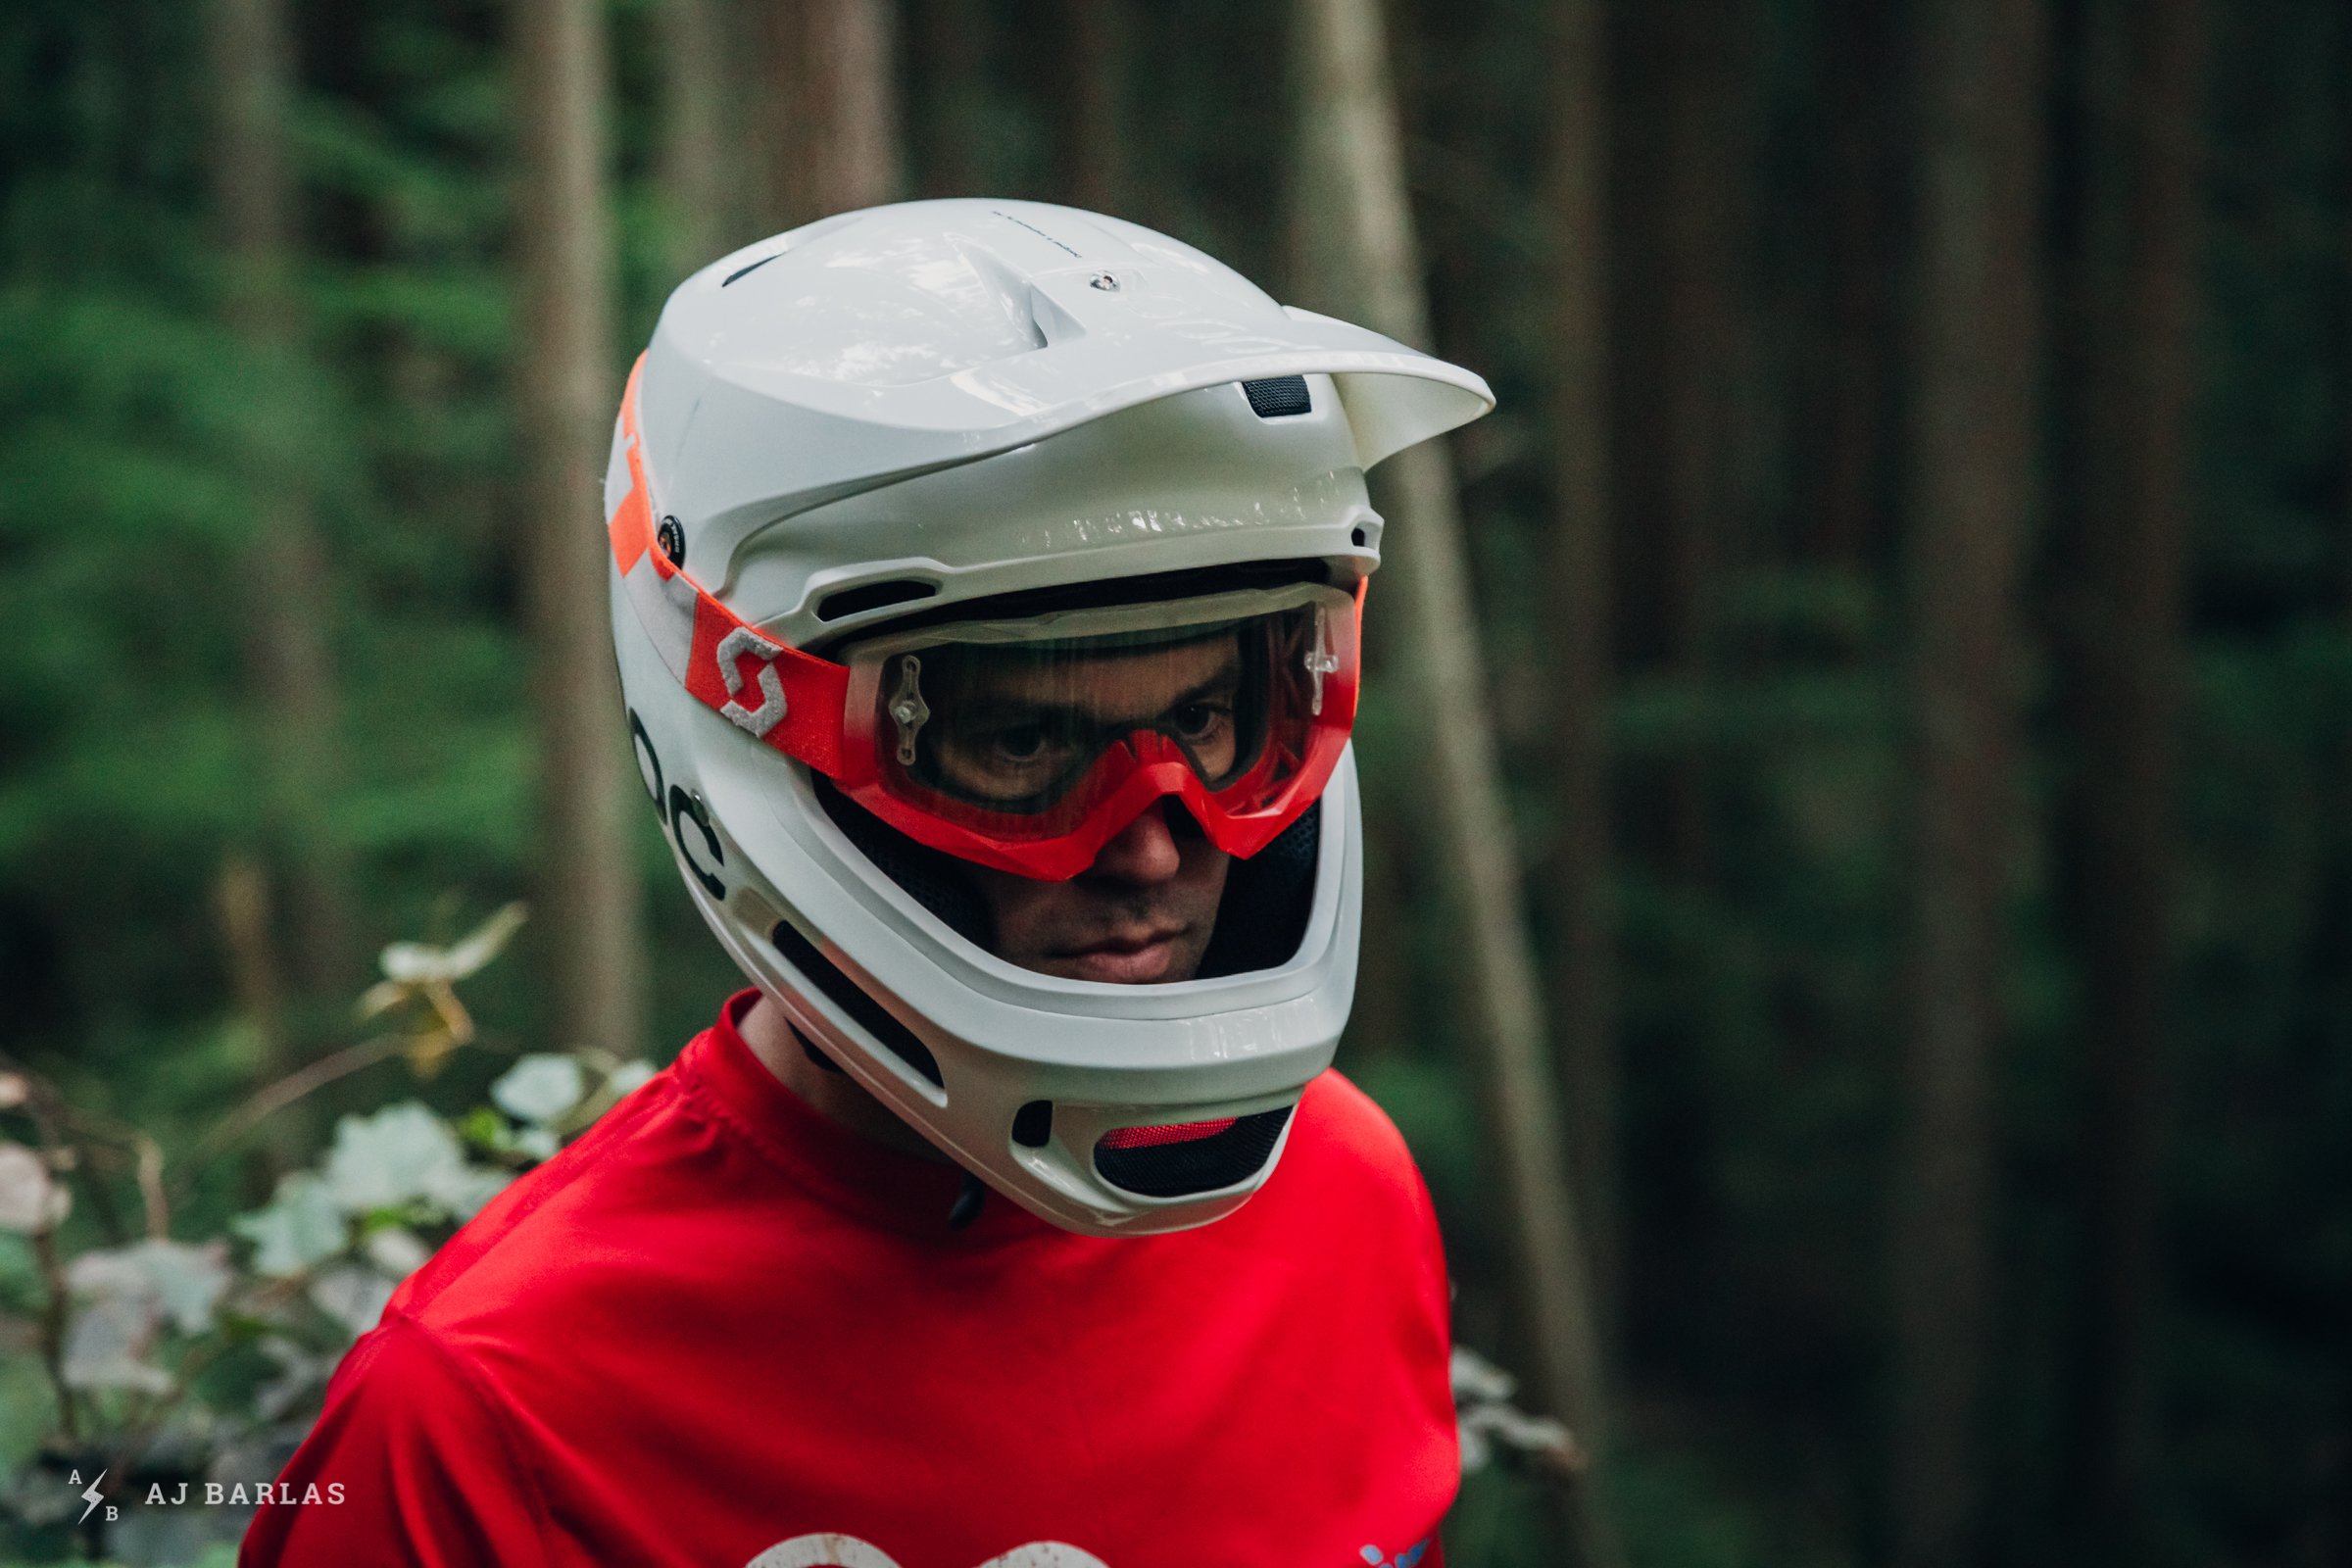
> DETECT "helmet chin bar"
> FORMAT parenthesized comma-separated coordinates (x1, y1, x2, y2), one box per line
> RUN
(609, 199, 1468, 1235)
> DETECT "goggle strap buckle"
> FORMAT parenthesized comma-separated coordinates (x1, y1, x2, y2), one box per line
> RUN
(888, 654, 932, 765)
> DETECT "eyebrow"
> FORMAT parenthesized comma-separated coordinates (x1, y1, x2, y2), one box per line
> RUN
(955, 651, 1244, 731)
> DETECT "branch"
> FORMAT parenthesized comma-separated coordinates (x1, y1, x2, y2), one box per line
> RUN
(169, 1032, 411, 1203)
(29, 1227, 79, 1446)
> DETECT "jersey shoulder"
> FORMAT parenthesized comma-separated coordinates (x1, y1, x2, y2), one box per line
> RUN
(1282, 1067, 1441, 1229)
(383, 1061, 699, 1331)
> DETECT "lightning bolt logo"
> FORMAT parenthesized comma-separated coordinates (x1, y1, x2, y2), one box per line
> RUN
(77, 1468, 106, 1525)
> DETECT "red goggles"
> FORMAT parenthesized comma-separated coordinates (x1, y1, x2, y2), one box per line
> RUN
(609, 363, 1361, 881)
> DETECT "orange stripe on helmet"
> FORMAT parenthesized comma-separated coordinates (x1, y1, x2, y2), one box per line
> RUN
(609, 355, 656, 575)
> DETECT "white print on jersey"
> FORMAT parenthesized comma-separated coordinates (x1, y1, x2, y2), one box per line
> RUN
(743, 1537, 1110, 1568)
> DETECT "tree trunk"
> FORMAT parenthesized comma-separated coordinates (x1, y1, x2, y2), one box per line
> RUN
(1290, 0, 1621, 1561)
(1623, 0, 1753, 884)
(1544, 0, 1623, 1350)
(514, 0, 646, 1062)
(658, 0, 732, 276)
(757, 0, 902, 231)
(1057, 0, 1130, 214)
(909, 0, 988, 199)
(1890, 2, 2045, 1565)
(1808, 0, 1899, 573)
(208, 0, 357, 1008)
(2061, 0, 2204, 1551)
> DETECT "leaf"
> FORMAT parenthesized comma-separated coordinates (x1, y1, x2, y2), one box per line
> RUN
(362, 1226, 429, 1279)
(433, 1165, 513, 1223)
(232, 1171, 348, 1278)
(490, 1054, 585, 1125)
(132, 1240, 233, 1334)
(66, 1240, 233, 1348)
(454, 1105, 510, 1153)
(252, 1335, 331, 1422)
(376, 902, 527, 985)
(0, 1142, 68, 1234)
(402, 1025, 463, 1079)
(321, 1102, 466, 1215)
(1449, 1345, 1517, 1405)
(308, 1264, 395, 1342)
(62, 1294, 172, 1394)
(437, 902, 529, 981)
(355, 979, 410, 1020)
(605, 1060, 656, 1098)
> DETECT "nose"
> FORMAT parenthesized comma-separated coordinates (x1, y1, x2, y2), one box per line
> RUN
(1086, 799, 1186, 886)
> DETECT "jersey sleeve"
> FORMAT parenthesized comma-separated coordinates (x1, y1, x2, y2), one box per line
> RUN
(238, 1314, 549, 1568)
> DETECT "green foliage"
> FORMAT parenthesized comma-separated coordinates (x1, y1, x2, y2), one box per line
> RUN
(0, 921, 649, 1563)
(3, 0, 2348, 1563)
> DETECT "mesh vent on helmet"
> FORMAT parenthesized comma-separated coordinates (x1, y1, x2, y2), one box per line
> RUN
(1242, 375, 1311, 417)
(812, 777, 993, 948)
(1195, 800, 1318, 978)
(1093, 1106, 1292, 1198)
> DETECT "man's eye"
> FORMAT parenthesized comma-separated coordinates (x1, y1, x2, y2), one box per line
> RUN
(1170, 703, 1231, 743)
(988, 725, 1053, 762)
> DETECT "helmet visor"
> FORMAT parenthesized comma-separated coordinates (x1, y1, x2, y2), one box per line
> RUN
(835, 582, 1359, 878)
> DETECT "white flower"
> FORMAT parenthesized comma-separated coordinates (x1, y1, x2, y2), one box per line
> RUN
(309, 1264, 396, 1341)
(59, 1242, 229, 1395)
(433, 1165, 513, 1223)
(233, 1171, 347, 1278)
(62, 1295, 172, 1394)
(66, 1240, 232, 1336)
(491, 1054, 586, 1125)
(0, 1142, 68, 1234)
(1449, 1345, 1517, 1405)
(605, 1059, 656, 1098)
(362, 1225, 431, 1279)
(323, 1102, 467, 1214)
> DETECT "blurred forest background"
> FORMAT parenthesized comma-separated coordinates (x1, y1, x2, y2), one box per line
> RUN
(2, 0, 2349, 1564)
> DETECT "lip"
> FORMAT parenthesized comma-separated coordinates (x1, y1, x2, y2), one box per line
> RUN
(1057, 927, 1188, 983)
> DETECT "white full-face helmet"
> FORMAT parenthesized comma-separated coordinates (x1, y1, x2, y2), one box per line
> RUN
(609, 199, 1490, 1237)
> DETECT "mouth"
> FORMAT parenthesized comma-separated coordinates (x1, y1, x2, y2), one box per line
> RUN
(1056, 926, 1190, 983)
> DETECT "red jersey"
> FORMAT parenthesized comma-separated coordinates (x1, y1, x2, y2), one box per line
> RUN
(240, 991, 1456, 1568)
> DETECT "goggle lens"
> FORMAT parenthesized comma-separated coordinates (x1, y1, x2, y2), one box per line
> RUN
(840, 584, 1357, 866)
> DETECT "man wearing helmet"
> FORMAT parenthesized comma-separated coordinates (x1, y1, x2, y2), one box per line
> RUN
(244, 201, 1489, 1568)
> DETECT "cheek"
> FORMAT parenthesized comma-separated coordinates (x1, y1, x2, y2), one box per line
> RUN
(972, 873, 1054, 945)
(1179, 842, 1234, 905)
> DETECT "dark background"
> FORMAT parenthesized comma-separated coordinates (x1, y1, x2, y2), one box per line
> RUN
(1, 0, 2347, 1564)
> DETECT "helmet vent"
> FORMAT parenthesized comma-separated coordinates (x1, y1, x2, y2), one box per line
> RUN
(1011, 1101, 1054, 1148)
(767, 918, 945, 1087)
(722, 253, 780, 286)
(1242, 375, 1311, 418)
(815, 577, 939, 622)
(1093, 1106, 1293, 1199)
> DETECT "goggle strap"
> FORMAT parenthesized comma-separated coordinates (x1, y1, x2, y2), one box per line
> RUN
(610, 356, 851, 777)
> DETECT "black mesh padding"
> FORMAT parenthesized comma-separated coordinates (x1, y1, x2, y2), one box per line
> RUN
(1242, 375, 1312, 417)
(767, 917, 944, 1086)
(1094, 1106, 1294, 1198)
(813, 777, 995, 948)
(1195, 801, 1319, 978)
